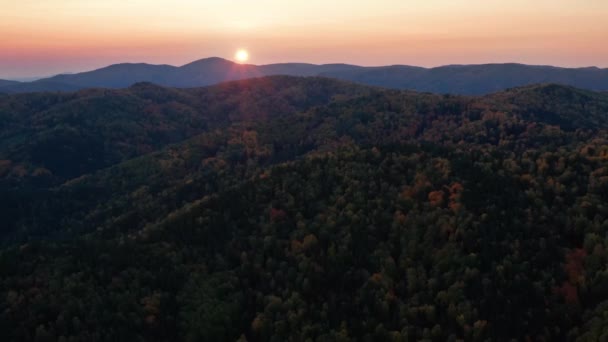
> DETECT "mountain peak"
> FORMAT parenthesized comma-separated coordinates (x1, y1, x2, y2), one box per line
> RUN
(180, 57, 237, 68)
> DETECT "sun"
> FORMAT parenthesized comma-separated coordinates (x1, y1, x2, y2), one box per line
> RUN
(235, 49, 249, 63)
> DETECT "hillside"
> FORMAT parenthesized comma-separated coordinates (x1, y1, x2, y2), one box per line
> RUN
(2, 58, 608, 95)
(0, 77, 370, 188)
(0, 79, 20, 87)
(2, 78, 608, 340)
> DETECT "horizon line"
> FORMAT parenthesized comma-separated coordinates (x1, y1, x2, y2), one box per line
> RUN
(3, 57, 606, 81)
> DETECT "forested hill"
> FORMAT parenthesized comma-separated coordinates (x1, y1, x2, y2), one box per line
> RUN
(2, 77, 608, 341)
(1, 58, 608, 95)
(0, 77, 370, 188)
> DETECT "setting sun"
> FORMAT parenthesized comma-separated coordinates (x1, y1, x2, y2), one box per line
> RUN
(235, 49, 249, 63)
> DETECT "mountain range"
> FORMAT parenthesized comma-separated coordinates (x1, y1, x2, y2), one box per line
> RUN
(1, 57, 607, 95)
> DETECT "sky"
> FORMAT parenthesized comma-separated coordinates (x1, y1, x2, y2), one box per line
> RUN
(2, 0, 608, 79)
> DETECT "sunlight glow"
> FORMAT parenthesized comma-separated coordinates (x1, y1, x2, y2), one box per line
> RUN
(2, 0, 608, 78)
(235, 49, 250, 63)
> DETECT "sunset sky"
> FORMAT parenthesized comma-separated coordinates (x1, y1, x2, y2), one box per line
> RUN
(2, 0, 608, 79)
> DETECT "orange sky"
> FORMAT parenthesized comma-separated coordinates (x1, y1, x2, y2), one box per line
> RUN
(2, 0, 608, 79)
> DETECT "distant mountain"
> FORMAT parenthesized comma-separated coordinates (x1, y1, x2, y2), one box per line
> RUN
(320, 63, 608, 94)
(0, 80, 80, 93)
(258, 62, 363, 76)
(0, 79, 20, 90)
(1, 58, 608, 94)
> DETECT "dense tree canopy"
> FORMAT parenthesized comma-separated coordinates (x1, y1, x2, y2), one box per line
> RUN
(1, 77, 608, 341)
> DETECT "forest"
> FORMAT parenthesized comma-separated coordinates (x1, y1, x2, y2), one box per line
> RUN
(2, 76, 608, 341)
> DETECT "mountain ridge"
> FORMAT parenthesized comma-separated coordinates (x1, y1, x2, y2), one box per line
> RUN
(2, 57, 607, 95)
(1, 77, 605, 193)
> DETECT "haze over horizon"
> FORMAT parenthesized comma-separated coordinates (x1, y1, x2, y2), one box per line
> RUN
(5, 57, 608, 82)
(3, 0, 608, 79)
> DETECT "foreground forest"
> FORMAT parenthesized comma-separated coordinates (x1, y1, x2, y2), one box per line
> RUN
(2, 76, 608, 341)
